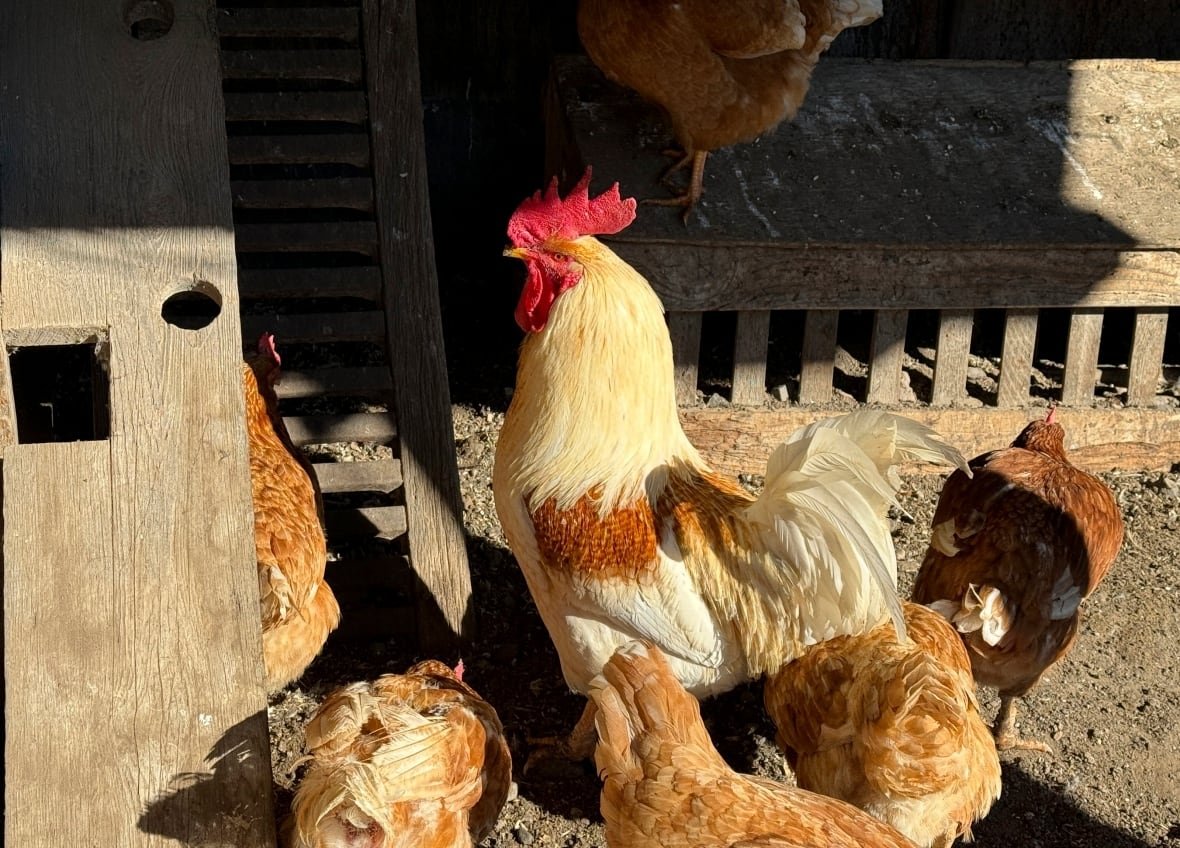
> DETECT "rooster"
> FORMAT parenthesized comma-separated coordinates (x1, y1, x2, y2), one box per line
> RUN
(493, 170, 967, 765)
(912, 408, 1124, 752)
(577, 0, 883, 214)
(764, 601, 1001, 848)
(591, 641, 919, 848)
(244, 333, 340, 691)
(285, 660, 512, 848)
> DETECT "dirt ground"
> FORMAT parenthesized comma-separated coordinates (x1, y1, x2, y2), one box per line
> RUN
(267, 401, 1180, 847)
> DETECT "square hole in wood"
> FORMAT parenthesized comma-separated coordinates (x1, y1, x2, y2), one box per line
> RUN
(7, 343, 110, 443)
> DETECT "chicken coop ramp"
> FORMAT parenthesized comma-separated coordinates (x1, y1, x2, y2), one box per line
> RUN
(1, 1, 274, 844)
(217, 0, 471, 650)
(547, 55, 1180, 472)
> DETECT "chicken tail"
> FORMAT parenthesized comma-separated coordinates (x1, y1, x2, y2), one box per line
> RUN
(927, 584, 1014, 648)
(589, 641, 722, 782)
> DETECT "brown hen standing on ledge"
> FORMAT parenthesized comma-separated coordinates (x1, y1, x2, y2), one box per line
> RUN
(764, 601, 1001, 848)
(913, 408, 1124, 753)
(244, 333, 340, 691)
(591, 641, 919, 848)
(577, 0, 883, 216)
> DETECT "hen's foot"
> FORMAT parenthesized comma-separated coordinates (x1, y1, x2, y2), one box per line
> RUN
(522, 701, 598, 777)
(641, 151, 708, 223)
(992, 695, 1053, 754)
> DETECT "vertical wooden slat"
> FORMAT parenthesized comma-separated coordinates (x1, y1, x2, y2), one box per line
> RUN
(669, 311, 702, 404)
(866, 310, 908, 405)
(1127, 307, 1169, 407)
(731, 310, 771, 405)
(996, 308, 1039, 408)
(931, 309, 973, 406)
(363, 0, 472, 652)
(799, 309, 839, 404)
(1061, 308, 1104, 407)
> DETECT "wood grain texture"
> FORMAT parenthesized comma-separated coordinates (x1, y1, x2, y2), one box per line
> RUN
(1061, 309, 1104, 407)
(731, 310, 771, 405)
(0, 310, 15, 456)
(216, 6, 360, 40)
(866, 310, 908, 404)
(1126, 308, 1169, 407)
(668, 311, 703, 404)
(799, 310, 839, 404)
(363, 0, 472, 652)
(681, 407, 1180, 478)
(931, 310, 974, 406)
(996, 308, 1039, 407)
(0, 0, 275, 842)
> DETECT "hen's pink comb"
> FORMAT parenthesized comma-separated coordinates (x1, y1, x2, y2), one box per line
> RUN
(257, 332, 281, 368)
(453, 658, 465, 682)
(507, 167, 637, 248)
(1045, 405, 1057, 424)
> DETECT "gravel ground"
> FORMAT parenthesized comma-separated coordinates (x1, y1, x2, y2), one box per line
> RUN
(267, 402, 1180, 847)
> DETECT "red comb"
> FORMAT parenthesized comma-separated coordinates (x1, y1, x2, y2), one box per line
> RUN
(1045, 405, 1057, 424)
(453, 658, 465, 682)
(257, 332, 280, 367)
(507, 167, 637, 248)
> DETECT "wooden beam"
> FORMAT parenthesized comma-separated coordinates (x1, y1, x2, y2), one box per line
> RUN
(668, 312, 702, 404)
(215, 7, 360, 40)
(1126, 307, 1169, 407)
(1061, 308, 1104, 407)
(866, 310, 908, 405)
(0, 0, 275, 842)
(731, 310, 771, 405)
(681, 407, 1180, 478)
(931, 309, 973, 406)
(996, 308, 1039, 407)
(363, 0, 472, 652)
(799, 310, 839, 404)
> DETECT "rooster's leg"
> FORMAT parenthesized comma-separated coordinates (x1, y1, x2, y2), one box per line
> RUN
(522, 699, 598, 776)
(993, 695, 1052, 754)
(641, 151, 709, 223)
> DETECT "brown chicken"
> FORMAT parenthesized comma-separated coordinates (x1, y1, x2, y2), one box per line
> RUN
(590, 640, 919, 848)
(912, 408, 1124, 752)
(244, 332, 340, 691)
(285, 660, 512, 848)
(495, 172, 967, 768)
(577, 0, 882, 213)
(764, 602, 1001, 848)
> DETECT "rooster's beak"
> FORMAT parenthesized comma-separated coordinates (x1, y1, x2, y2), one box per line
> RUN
(503, 246, 528, 260)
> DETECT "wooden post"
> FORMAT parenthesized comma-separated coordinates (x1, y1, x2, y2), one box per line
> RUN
(866, 310, 909, 405)
(731, 310, 771, 404)
(669, 312, 703, 403)
(996, 308, 1039, 408)
(1, 0, 275, 844)
(799, 310, 839, 404)
(931, 310, 974, 407)
(363, 0, 473, 652)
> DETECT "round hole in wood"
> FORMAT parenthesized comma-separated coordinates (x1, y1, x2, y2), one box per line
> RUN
(161, 281, 222, 331)
(124, 0, 174, 40)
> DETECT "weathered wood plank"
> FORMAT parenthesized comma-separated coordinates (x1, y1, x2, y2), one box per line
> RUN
(1061, 308, 1104, 407)
(224, 91, 367, 123)
(221, 50, 363, 83)
(997, 308, 1039, 407)
(615, 244, 1180, 312)
(668, 311, 702, 404)
(0, 314, 16, 456)
(1126, 308, 1169, 407)
(364, 0, 472, 652)
(681, 407, 1180, 477)
(0, 0, 274, 841)
(241, 310, 386, 343)
(227, 134, 371, 167)
(931, 309, 974, 406)
(556, 56, 1180, 247)
(234, 222, 379, 255)
(799, 310, 839, 404)
(284, 413, 398, 446)
(273, 367, 393, 399)
(231, 178, 374, 211)
(325, 504, 408, 540)
(216, 7, 360, 40)
(238, 267, 383, 301)
(731, 310, 771, 405)
(866, 310, 908, 405)
(312, 459, 403, 494)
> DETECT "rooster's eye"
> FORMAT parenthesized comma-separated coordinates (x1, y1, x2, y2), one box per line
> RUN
(551, 252, 571, 262)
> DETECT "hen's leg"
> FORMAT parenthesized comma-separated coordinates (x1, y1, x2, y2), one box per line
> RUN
(658, 148, 694, 187)
(523, 699, 598, 776)
(642, 151, 709, 222)
(993, 695, 1052, 753)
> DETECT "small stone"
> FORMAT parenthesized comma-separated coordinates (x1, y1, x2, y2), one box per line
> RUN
(513, 824, 534, 845)
(506, 781, 519, 802)
(966, 366, 988, 382)
(706, 392, 729, 408)
(771, 384, 791, 403)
